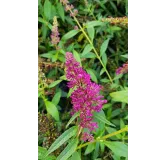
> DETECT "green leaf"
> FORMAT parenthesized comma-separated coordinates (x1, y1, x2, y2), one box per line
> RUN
(81, 44, 93, 57)
(71, 151, 81, 160)
(110, 88, 128, 104)
(86, 21, 105, 28)
(44, 0, 52, 20)
(40, 50, 56, 59)
(41, 24, 48, 40)
(86, 68, 98, 83)
(100, 38, 110, 57)
(56, 138, 78, 160)
(38, 146, 47, 159)
(87, 27, 95, 41)
(100, 78, 110, 83)
(84, 143, 95, 155)
(113, 74, 123, 80)
(102, 53, 107, 67)
(45, 126, 78, 157)
(49, 80, 62, 88)
(94, 111, 115, 127)
(93, 142, 100, 159)
(38, 146, 56, 160)
(81, 52, 96, 58)
(38, 17, 52, 30)
(57, 3, 65, 21)
(120, 54, 128, 59)
(100, 68, 105, 76)
(52, 91, 61, 106)
(110, 26, 121, 31)
(103, 103, 112, 109)
(45, 101, 59, 121)
(100, 142, 105, 153)
(104, 141, 128, 158)
(61, 30, 80, 41)
(73, 50, 82, 66)
(67, 87, 75, 98)
(66, 112, 80, 128)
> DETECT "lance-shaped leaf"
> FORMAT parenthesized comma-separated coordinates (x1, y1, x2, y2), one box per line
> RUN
(56, 138, 78, 160)
(94, 111, 115, 127)
(66, 112, 80, 128)
(45, 126, 78, 157)
(104, 141, 128, 158)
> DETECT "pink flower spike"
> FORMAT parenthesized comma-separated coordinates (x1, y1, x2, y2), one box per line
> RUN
(65, 52, 107, 141)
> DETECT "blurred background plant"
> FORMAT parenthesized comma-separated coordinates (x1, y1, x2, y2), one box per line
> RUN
(38, 0, 128, 159)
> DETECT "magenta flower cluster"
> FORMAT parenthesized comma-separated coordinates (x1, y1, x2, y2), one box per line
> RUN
(65, 52, 107, 141)
(116, 62, 128, 75)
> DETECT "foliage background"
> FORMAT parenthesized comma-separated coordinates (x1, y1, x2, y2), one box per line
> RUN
(38, 0, 128, 159)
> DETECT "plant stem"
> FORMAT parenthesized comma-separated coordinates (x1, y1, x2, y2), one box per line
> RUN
(76, 126, 128, 150)
(69, 9, 113, 83)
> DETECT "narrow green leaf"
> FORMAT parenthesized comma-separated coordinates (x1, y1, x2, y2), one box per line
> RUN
(49, 80, 62, 88)
(100, 68, 105, 76)
(86, 21, 105, 28)
(56, 138, 78, 160)
(71, 151, 81, 160)
(73, 50, 82, 66)
(120, 54, 128, 59)
(93, 142, 100, 159)
(104, 141, 128, 158)
(41, 24, 48, 40)
(81, 44, 93, 57)
(81, 52, 96, 58)
(113, 74, 123, 80)
(45, 101, 59, 121)
(87, 27, 95, 41)
(40, 50, 56, 59)
(86, 68, 98, 83)
(57, 3, 65, 21)
(52, 91, 61, 106)
(100, 142, 105, 153)
(110, 26, 121, 31)
(66, 112, 80, 128)
(110, 88, 128, 104)
(94, 112, 115, 127)
(45, 126, 78, 157)
(61, 30, 80, 41)
(100, 78, 110, 83)
(67, 88, 75, 98)
(100, 39, 110, 57)
(38, 17, 52, 30)
(102, 53, 107, 67)
(84, 143, 95, 155)
(44, 0, 52, 20)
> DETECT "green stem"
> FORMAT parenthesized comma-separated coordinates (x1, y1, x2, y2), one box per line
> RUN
(69, 9, 113, 83)
(76, 126, 128, 150)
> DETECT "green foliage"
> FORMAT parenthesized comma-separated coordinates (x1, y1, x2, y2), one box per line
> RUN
(38, 146, 56, 160)
(94, 110, 115, 127)
(110, 88, 128, 104)
(66, 112, 80, 128)
(45, 100, 59, 121)
(45, 126, 78, 157)
(56, 138, 78, 160)
(104, 141, 128, 158)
